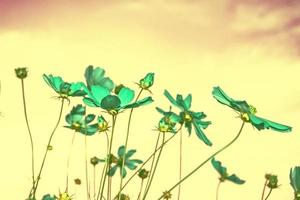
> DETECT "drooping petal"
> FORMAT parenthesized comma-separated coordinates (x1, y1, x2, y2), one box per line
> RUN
(69, 82, 87, 97)
(211, 158, 227, 177)
(249, 114, 292, 132)
(118, 87, 135, 107)
(43, 74, 63, 93)
(185, 121, 192, 135)
(227, 174, 245, 184)
(108, 165, 118, 177)
(123, 96, 154, 109)
(193, 121, 212, 146)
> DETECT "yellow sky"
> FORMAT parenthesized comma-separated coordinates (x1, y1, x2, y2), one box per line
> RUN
(0, 0, 299, 199)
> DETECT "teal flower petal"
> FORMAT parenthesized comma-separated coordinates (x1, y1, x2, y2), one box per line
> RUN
(211, 158, 227, 176)
(84, 65, 114, 91)
(185, 121, 192, 135)
(108, 165, 118, 177)
(193, 121, 212, 146)
(184, 94, 192, 110)
(43, 74, 63, 93)
(42, 194, 56, 200)
(123, 96, 153, 109)
(101, 95, 121, 110)
(290, 167, 300, 192)
(249, 114, 292, 132)
(118, 87, 135, 107)
(99, 77, 114, 92)
(164, 90, 180, 108)
(227, 174, 246, 184)
(121, 167, 127, 178)
(83, 97, 100, 107)
(126, 161, 138, 170)
(118, 145, 126, 157)
(85, 114, 96, 124)
(125, 149, 136, 159)
(90, 85, 110, 103)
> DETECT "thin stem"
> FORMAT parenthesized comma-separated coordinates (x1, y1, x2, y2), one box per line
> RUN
(85, 135, 91, 200)
(216, 181, 221, 200)
(264, 189, 273, 200)
(118, 89, 143, 200)
(66, 131, 76, 192)
(32, 98, 65, 198)
(97, 132, 110, 200)
(20, 79, 35, 187)
(157, 121, 246, 200)
(143, 133, 166, 200)
(261, 179, 268, 200)
(177, 129, 183, 200)
(94, 166, 96, 200)
(137, 179, 144, 200)
(114, 126, 183, 200)
(143, 133, 161, 195)
(100, 115, 117, 200)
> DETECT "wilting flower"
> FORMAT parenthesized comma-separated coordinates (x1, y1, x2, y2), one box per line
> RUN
(83, 84, 153, 115)
(211, 157, 245, 184)
(290, 167, 300, 200)
(100, 145, 143, 178)
(64, 104, 98, 136)
(84, 65, 114, 91)
(15, 67, 28, 79)
(43, 74, 86, 101)
(265, 174, 279, 189)
(157, 90, 212, 146)
(138, 72, 155, 90)
(212, 86, 292, 132)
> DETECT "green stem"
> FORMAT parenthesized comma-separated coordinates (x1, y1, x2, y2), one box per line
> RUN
(261, 179, 268, 200)
(97, 131, 110, 200)
(66, 131, 76, 192)
(20, 79, 35, 192)
(32, 98, 65, 198)
(216, 181, 221, 200)
(137, 179, 144, 200)
(143, 133, 161, 196)
(264, 189, 273, 200)
(118, 89, 143, 200)
(143, 133, 166, 200)
(94, 166, 96, 200)
(100, 115, 117, 200)
(85, 135, 91, 200)
(113, 126, 182, 200)
(157, 121, 245, 200)
(177, 129, 183, 200)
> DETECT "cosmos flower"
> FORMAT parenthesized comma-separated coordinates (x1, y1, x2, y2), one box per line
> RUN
(290, 166, 300, 200)
(156, 90, 212, 146)
(211, 157, 245, 184)
(212, 86, 292, 132)
(156, 108, 181, 133)
(100, 145, 143, 178)
(84, 65, 114, 91)
(43, 74, 86, 100)
(64, 104, 98, 136)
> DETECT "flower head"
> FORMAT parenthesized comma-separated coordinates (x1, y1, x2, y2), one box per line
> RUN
(211, 157, 245, 184)
(57, 192, 72, 200)
(157, 90, 212, 146)
(43, 74, 86, 102)
(138, 168, 149, 179)
(212, 86, 292, 132)
(138, 72, 155, 91)
(97, 115, 109, 132)
(90, 156, 100, 166)
(42, 194, 56, 200)
(100, 145, 143, 178)
(83, 85, 153, 115)
(15, 67, 28, 79)
(84, 65, 114, 91)
(64, 104, 98, 136)
(290, 167, 300, 199)
(162, 191, 172, 200)
(265, 173, 279, 189)
(156, 108, 181, 133)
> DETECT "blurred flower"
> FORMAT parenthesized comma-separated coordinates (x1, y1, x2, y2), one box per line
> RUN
(64, 104, 98, 136)
(119, 194, 130, 200)
(83, 85, 153, 115)
(74, 178, 81, 185)
(42, 194, 56, 200)
(100, 145, 142, 178)
(157, 90, 212, 145)
(57, 192, 72, 200)
(156, 109, 181, 133)
(212, 86, 292, 132)
(265, 174, 279, 189)
(15, 67, 28, 79)
(211, 157, 245, 184)
(138, 72, 155, 91)
(290, 167, 300, 200)
(84, 65, 114, 91)
(97, 115, 109, 132)
(162, 191, 172, 200)
(43, 74, 86, 101)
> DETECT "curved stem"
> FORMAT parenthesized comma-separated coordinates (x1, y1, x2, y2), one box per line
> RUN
(85, 135, 91, 200)
(97, 132, 110, 200)
(66, 131, 76, 192)
(144, 133, 161, 195)
(261, 179, 268, 200)
(118, 89, 143, 200)
(114, 126, 182, 200)
(177, 129, 183, 200)
(216, 181, 221, 200)
(157, 121, 245, 200)
(137, 179, 144, 200)
(264, 189, 273, 200)
(143, 133, 165, 200)
(100, 115, 117, 200)
(20, 79, 35, 193)
(32, 98, 65, 198)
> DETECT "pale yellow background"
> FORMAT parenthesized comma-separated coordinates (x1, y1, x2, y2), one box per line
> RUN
(0, 1, 299, 199)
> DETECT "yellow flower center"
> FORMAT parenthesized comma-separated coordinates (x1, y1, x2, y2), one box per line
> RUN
(183, 112, 192, 122)
(58, 192, 72, 200)
(99, 122, 109, 132)
(72, 122, 81, 131)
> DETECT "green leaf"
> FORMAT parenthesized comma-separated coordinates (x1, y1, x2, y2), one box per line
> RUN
(249, 114, 292, 132)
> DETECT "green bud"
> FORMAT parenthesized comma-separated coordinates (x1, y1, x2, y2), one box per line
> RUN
(119, 194, 130, 200)
(138, 169, 149, 179)
(90, 156, 99, 166)
(162, 190, 172, 200)
(265, 173, 279, 189)
(15, 67, 28, 79)
(139, 73, 154, 89)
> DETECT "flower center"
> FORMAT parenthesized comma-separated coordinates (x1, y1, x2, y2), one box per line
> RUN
(183, 112, 192, 122)
(72, 122, 81, 131)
